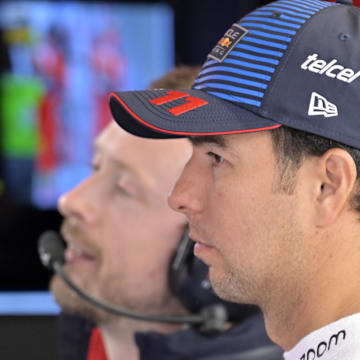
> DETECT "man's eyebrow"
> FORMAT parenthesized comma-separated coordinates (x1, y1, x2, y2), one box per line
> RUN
(187, 135, 227, 148)
(93, 140, 135, 174)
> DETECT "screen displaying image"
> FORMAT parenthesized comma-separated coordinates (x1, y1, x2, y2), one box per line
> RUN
(0, 1, 174, 209)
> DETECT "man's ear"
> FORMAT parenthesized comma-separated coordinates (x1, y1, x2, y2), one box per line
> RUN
(315, 148, 357, 227)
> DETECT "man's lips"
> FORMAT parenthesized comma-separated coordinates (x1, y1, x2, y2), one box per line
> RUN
(60, 223, 97, 265)
(189, 230, 213, 247)
(190, 233, 215, 257)
(64, 242, 96, 265)
(193, 241, 214, 254)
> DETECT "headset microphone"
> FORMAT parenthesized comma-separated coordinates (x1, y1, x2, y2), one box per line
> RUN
(38, 231, 228, 336)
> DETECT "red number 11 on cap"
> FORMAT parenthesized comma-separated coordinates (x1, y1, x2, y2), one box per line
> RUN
(150, 90, 208, 116)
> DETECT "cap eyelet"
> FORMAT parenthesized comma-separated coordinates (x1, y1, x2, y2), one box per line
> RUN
(339, 33, 351, 41)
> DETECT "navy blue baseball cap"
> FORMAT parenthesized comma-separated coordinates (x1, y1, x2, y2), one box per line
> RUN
(109, 0, 360, 149)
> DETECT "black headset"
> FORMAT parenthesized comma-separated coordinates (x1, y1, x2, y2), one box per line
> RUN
(169, 227, 259, 323)
(39, 229, 259, 333)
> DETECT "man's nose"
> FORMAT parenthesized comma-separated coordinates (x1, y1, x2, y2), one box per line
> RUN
(168, 159, 205, 219)
(57, 177, 97, 224)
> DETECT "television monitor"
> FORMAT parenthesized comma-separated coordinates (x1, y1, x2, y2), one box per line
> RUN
(0, 1, 174, 209)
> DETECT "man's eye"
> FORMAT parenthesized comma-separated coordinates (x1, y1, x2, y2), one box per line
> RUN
(207, 152, 224, 165)
(116, 179, 133, 197)
(90, 162, 100, 172)
(117, 185, 131, 197)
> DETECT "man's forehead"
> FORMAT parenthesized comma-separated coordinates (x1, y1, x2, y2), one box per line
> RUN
(94, 123, 190, 191)
(188, 135, 227, 148)
(188, 131, 274, 156)
(94, 138, 136, 173)
(94, 123, 139, 162)
(94, 127, 148, 178)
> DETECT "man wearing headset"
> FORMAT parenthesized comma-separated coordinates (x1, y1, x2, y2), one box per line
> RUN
(52, 67, 281, 360)
(109, 1, 360, 359)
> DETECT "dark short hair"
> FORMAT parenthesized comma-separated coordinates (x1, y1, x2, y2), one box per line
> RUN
(270, 126, 360, 212)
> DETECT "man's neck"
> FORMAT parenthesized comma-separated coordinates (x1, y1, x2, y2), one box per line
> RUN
(100, 318, 183, 360)
(264, 227, 360, 351)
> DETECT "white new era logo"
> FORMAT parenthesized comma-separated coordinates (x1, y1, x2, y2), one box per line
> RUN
(308, 92, 338, 118)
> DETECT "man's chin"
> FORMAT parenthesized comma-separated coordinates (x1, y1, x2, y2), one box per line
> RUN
(50, 274, 109, 324)
(208, 267, 231, 299)
(209, 267, 250, 304)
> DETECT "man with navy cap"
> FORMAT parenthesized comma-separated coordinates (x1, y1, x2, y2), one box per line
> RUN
(109, 0, 360, 358)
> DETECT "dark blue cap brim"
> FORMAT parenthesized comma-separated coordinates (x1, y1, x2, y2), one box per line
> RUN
(109, 89, 281, 139)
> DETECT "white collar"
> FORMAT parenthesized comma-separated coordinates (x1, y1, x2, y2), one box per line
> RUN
(283, 313, 360, 360)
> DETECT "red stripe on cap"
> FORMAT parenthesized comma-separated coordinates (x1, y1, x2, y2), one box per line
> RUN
(109, 92, 282, 136)
(149, 90, 188, 105)
(149, 90, 208, 116)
